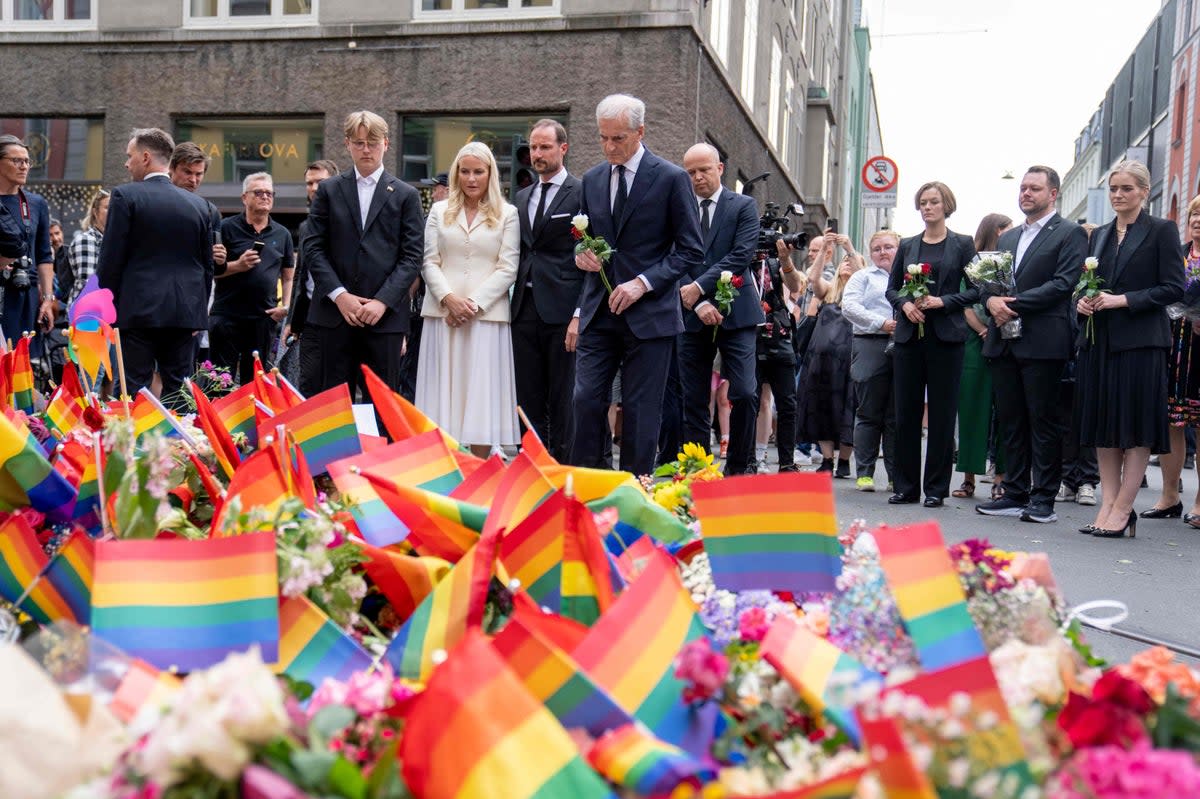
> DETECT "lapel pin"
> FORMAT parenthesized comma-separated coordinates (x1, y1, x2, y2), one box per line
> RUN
(386, 185, 395, 192)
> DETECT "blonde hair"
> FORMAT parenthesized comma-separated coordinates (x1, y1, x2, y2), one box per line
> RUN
(443, 141, 505, 228)
(343, 110, 388, 141)
(825, 253, 863, 306)
(867, 229, 901, 250)
(1186, 194, 1200, 219)
(82, 188, 109, 231)
(1109, 159, 1151, 192)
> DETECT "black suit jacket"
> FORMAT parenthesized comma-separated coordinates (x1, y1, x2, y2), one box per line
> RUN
(301, 169, 424, 335)
(683, 189, 764, 333)
(1080, 212, 1184, 352)
(512, 174, 584, 325)
(886, 230, 978, 344)
(576, 147, 704, 339)
(285, 218, 313, 335)
(982, 213, 1088, 360)
(96, 175, 214, 330)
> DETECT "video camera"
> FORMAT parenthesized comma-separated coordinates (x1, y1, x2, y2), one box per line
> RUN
(756, 201, 808, 257)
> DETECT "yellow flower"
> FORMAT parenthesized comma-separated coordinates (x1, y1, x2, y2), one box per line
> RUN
(654, 482, 688, 512)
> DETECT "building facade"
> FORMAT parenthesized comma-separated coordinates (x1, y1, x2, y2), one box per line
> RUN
(840, 16, 891, 246)
(0, 0, 864, 246)
(1168, 0, 1200, 228)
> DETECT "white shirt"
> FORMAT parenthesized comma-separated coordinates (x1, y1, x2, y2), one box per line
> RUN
(609, 144, 645, 213)
(841, 265, 894, 335)
(143, 171, 170, 181)
(527, 167, 567, 224)
(330, 164, 385, 301)
(1014, 208, 1056, 271)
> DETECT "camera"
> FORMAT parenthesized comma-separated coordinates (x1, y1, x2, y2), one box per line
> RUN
(2, 256, 32, 290)
(756, 202, 809, 256)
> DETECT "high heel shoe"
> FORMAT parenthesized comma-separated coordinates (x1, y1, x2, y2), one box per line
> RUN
(1078, 524, 1096, 534)
(1140, 502, 1182, 519)
(1094, 510, 1137, 539)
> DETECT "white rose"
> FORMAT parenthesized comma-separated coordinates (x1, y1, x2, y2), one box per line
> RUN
(906, 263, 922, 275)
(187, 710, 253, 781)
(1084, 256, 1098, 270)
(571, 214, 589, 231)
(720, 270, 733, 282)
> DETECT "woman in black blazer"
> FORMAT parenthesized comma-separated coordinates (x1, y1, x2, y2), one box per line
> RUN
(1076, 160, 1184, 538)
(885, 181, 978, 506)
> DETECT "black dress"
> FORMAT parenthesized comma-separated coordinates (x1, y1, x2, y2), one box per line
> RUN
(1168, 248, 1200, 427)
(796, 302, 854, 443)
(1076, 214, 1184, 453)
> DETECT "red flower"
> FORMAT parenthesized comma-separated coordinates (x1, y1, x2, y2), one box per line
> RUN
(731, 275, 744, 288)
(1092, 669, 1155, 714)
(762, 301, 772, 314)
(570, 227, 583, 241)
(1057, 671, 1154, 749)
(920, 263, 932, 275)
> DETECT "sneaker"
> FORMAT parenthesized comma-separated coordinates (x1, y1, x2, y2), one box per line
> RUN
(1149, 455, 1161, 467)
(794, 452, 813, 466)
(778, 464, 800, 473)
(887, 481, 894, 493)
(1076, 484, 1096, 505)
(975, 496, 1027, 517)
(1055, 483, 1076, 503)
(810, 451, 824, 465)
(755, 459, 768, 474)
(856, 476, 875, 492)
(834, 462, 852, 479)
(1020, 503, 1058, 523)
(1186, 454, 1195, 470)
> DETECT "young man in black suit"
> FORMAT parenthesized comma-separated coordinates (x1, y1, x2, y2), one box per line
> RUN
(571, 94, 705, 477)
(301, 110, 424, 395)
(975, 165, 1088, 523)
(512, 119, 583, 463)
(96, 128, 214, 409)
(677, 143, 763, 474)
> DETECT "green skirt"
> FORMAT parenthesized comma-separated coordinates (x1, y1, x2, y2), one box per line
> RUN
(956, 334, 1005, 474)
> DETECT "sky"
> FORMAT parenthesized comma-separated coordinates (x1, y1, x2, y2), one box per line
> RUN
(861, 0, 1167, 236)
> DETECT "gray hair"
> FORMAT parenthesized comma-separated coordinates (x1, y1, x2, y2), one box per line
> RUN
(596, 94, 645, 130)
(242, 172, 273, 194)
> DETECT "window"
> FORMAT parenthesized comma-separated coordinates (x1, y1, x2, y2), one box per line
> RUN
(783, 69, 795, 169)
(741, 2, 758, 109)
(768, 36, 783, 147)
(0, 0, 94, 28)
(1175, 81, 1187, 144)
(709, 0, 730, 65)
(414, 0, 559, 20)
(0, 117, 103, 238)
(185, 0, 316, 27)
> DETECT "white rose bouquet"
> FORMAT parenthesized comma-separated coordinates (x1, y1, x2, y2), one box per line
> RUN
(571, 213, 616, 294)
(966, 251, 1022, 339)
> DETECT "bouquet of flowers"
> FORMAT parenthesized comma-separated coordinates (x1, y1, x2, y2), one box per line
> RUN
(711, 270, 743, 340)
(965, 251, 1021, 339)
(1073, 256, 1105, 344)
(1167, 254, 1200, 323)
(571, 213, 616, 294)
(897, 262, 933, 338)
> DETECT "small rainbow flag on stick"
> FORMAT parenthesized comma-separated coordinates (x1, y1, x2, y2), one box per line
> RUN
(0, 409, 76, 517)
(361, 364, 462, 450)
(0, 513, 77, 623)
(400, 630, 615, 799)
(483, 451, 555, 537)
(91, 531, 279, 671)
(274, 595, 373, 688)
(44, 530, 94, 626)
(449, 453, 506, 505)
(361, 471, 483, 562)
(44, 362, 89, 438)
(586, 723, 716, 797)
(358, 542, 450, 624)
(131, 391, 178, 442)
(259, 384, 360, 475)
(691, 472, 842, 594)
(7, 335, 33, 413)
(874, 522, 987, 671)
(213, 382, 257, 447)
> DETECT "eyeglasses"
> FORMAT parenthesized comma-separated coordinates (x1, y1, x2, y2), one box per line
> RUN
(2, 157, 30, 168)
(250, 189, 275, 199)
(348, 139, 383, 150)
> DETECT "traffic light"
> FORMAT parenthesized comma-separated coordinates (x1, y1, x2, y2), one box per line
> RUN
(510, 134, 535, 201)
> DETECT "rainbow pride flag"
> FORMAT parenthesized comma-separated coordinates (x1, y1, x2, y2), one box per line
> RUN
(483, 451, 555, 537)
(274, 595, 372, 688)
(0, 409, 76, 516)
(586, 723, 716, 796)
(760, 615, 880, 745)
(852, 714, 937, 799)
(400, 630, 615, 799)
(328, 458, 408, 547)
(8, 336, 33, 413)
(361, 470, 483, 562)
(560, 492, 618, 626)
(213, 382, 258, 447)
(358, 542, 450, 624)
(573, 548, 715, 756)
(0, 513, 75, 623)
(44, 530, 94, 625)
(129, 391, 179, 441)
(361, 364, 462, 450)
(259, 383, 360, 475)
(588, 481, 692, 551)
(740, 766, 869, 799)
(874, 522, 987, 671)
(211, 446, 293, 533)
(498, 489, 568, 609)
(91, 531, 279, 671)
(448, 453, 506, 505)
(108, 658, 182, 724)
(384, 525, 500, 680)
(691, 472, 841, 593)
(44, 363, 89, 438)
(190, 381, 241, 480)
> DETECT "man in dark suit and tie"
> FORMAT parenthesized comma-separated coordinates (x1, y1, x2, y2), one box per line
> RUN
(96, 128, 214, 409)
(512, 119, 583, 462)
(677, 143, 763, 474)
(572, 94, 705, 476)
(301, 110, 424, 394)
(975, 165, 1087, 523)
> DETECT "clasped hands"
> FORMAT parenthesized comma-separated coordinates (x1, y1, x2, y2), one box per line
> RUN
(902, 294, 945, 324)
(1076, 292, 1128, 316)
(576, 248, 647, 314)
(440, 293, 479, 329)
(334, 292, 389, 327)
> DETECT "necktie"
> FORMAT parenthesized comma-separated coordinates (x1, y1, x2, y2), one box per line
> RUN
(534, 181, 549, 229)
(358, 176, 374, 228)
(612, 164, 627, 222)
(700, 198, 713, 238)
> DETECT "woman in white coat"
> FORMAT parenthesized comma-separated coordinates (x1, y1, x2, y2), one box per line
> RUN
(416, 141, 520, 455)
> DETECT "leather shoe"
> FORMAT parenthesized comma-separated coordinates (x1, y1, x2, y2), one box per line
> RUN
(1140, 502, 1182, 519)
(888, 494, 919, 504)
(923, 497, 944, 508)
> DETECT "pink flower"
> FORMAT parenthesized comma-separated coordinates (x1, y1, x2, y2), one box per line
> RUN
(342, 666, 394, 717)
(307, 678, 349, 717)
(738, 607, 770, 642)
(673, 638, 728, 703)
(1048, 745, 1200, 799)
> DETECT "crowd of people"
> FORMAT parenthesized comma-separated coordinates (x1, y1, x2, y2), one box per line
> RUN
(0, 94, 1192, 539)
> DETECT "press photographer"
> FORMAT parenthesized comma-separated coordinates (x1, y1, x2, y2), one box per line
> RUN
(0, 135, 55, 341)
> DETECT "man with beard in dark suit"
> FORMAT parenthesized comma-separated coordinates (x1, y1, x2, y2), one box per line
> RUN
(975, 165, 1087, 523)
(512, 119, 583, 462)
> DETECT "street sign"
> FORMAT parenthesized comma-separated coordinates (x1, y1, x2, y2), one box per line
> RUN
(862, 191, 896, 209)
(861, 155, 898, 193)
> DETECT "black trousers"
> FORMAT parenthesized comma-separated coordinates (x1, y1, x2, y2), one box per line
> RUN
(511, 301, 576, 463)
(658, 342, 682, 467)
(851, 336, 895, 482)
(990, 354, 1065, 506)
(297, 332, 323, 399)
(571, 305, 672, 477)
(209, 314, 275, 386)
(756, 357, 797, 469)
(311, 322, 404, 396)
(398, 313, 423, 403)
(892, 335, 964, 500)
(678, 325, 758, 474)
(1058, 373, 1099, 490)
(121, 327, 196, 412)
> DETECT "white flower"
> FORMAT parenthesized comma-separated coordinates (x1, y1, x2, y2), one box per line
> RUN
(906, 263, 922, 275)
(1084, 256, 1098, 270)
(571, 213, 589, 231)
(720, 270, 733, 282)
